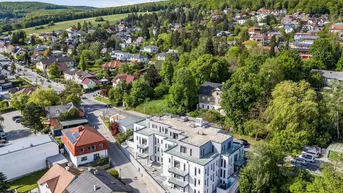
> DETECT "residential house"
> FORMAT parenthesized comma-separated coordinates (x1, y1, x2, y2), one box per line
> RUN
(248, 27, 262, 35)
(249, 34, 268, 45)
(45, 102, 85, 134)
(82, 77, 100, 89)
(9, 86, 37, 95)
(62, 126, 108, 167)
(0, 54, 11, 65)
(0, 135, 59, 180)
(63, 69, 95, 84)
(31, 53, 43, 63)
(290, 41, 314, 59)
(0, 74, 12, 90)
(111, 50, 130, 61)
(135, 36, 144, 44)
(329, 23, 343, 33)
(311, 69, 343, 87)
(326, 143, 343, 159)
(142, 45, 159, 53)
(157, 52, 168, 61)
(0, 44, 15, 54)
(66, 169, 132, 193)
(110, 114, 142, 133)
(52, 50, 63, 56)
(133, 116, 245, 193)
(128, 54, 148, 63)
(198, 82, 223, 112)
(37, 164, 82, 193)
(111, 74, 137, 88)
(36, 56, 74, 73)
(102, 60, 121, 70)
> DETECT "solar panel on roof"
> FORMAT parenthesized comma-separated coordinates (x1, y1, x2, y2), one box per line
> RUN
(66, 131, 76, 144)
(73, 132, 80, 139)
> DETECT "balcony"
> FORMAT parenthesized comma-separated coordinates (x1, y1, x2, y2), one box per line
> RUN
(168, 167, 189, 177)
(168, 177, 189, 188)
(137, 143, 149, 150)
(137, 152, 149, 159)
(217, 175, 239, 193)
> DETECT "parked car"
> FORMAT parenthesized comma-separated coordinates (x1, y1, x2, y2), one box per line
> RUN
(0, 131, 6, 140)
(15, 118, 21, 123)
(12, 115, 22, 121)
(303, 146, 321, 158)
(239, 139, 250, 147)
(302, 150, 320, 158)
(300, 154, 315, 163)
(291, 157, 308, 166)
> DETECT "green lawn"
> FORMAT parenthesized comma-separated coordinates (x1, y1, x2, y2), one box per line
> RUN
(232, 133, 267, 146)
(17, 12, 150, 34)
(9, 169, 48, 193)
(134, 97, 169, 115)
(95, 97, 111, 105)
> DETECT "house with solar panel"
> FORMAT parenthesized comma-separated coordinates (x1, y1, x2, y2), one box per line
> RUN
(62, 126, 108, 167)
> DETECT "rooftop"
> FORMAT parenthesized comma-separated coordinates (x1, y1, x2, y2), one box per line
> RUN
(311, 69, 343, 80)
(62, 126, 106, 147)
(0, 135, 56, 156)
(148, 116, 230, 146)
(59, 117, 89, 127)
(327, 142, 343, 154)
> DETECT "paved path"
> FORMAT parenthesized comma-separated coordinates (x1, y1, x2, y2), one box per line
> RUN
(84, 99, 150, 193)
(2, 111, 33, 142)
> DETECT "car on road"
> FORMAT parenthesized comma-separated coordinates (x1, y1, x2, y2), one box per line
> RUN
(239, 139, 250, 147)
(81, 96, 87, 99)
(0, 131, 6, 140)
(47, 79, 51, 83)
(12, 115, 22, 121)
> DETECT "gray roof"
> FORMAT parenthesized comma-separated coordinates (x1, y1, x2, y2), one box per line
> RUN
(66, 169, 132, 193)
(59, 117, 89, 127)
(116, 117, 138, 128)
(0, 135, 56, 156)
(327, 143, 343, 154)
(45, 102, 83, 119)
(311, 69, 343, 80)
(198, 82, 223, 95)
(41, 56, 73, 65)
(46, 153, 68, 166)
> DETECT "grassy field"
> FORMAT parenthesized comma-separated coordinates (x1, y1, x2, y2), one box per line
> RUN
(9, 169, 48, 193)
(18, 12, 149, 34)
(134, 97, 169, 115)
(95, 96, 111, 105)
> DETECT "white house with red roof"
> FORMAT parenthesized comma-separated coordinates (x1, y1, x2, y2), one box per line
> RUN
(62, 126, 108, 167)
(81, 77, 100, 89)
(111, 74, 137, 88)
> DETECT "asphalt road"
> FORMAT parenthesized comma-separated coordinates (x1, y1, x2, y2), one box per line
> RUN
(15, 64, 65, 92)
(83, 95, 150, 193)
(1, 111, 33, 142)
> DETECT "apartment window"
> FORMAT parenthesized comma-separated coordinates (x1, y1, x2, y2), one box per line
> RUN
(88, 145, 95, 151)
(161, 158, 163, 162)
(158, 147, 159, 152)
(223, 172, 226, 178)
(184, 163, 186, 171)
(99, 144, 103, 149)
(155, 147, 156, 152)
(81, 156, 87, 161)
(194, 178, 197, 187)
(136, 136, 138, 141)
(212, 145, 214, 152)
(210, 175, 212, 180)
(169, 158, 170, 163)
(161, 140, 163, 144)
(165, 144, 167, 149)
(157, 138, 159, 143)
(207, 179, 209, 187)
(194, 190, 196, 193)
(80, 148, 84, 153)
(194, 168, 197, 176)
(198, 179, 200, 185)
(198, 169, 200, 174)
(190, 149, 192, 156)
(165, 128, 168, 134)
(174, 160, 180, 168)
(211, 164, 212, 170)
(224, 161, 226, 168)
(205, 179, 206, 185)
(158, 157, 160, 161)
(180, 146, 187, 153)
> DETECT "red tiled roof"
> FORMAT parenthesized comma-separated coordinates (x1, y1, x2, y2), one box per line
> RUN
(64, 126, 106, 147)
(102, 61, 121, 68)
(82, 77, 100, 85)
(330, 24, 343, 31)
(111, 73, 137, 84)
(56, 63, 68, 72)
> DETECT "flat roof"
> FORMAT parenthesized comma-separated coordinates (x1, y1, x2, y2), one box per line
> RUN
(311, 69, 343, 80)
(59, 118, 89, 127)
(0, 135, 55, 156)
(46, 153, 68, 165)
(327, 143, 343, 154)
(164, 145, 219, 166)
(149, 116, 230, 146)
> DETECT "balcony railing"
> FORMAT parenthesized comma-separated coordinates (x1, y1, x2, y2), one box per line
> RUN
(137, 143, 149, 149)
(168, 177, 189, 188)
(168, 167, 189, 177)
(217, 175, 239, 193)
(137, 152, 148, 159)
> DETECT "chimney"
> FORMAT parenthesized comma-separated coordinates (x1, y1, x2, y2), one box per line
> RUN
(65, 166, 70, 171)
(78, 126, 84, 132)
(93, 185, 97, 191)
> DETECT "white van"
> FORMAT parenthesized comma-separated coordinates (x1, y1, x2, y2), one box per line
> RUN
(300, 154, 315, 163)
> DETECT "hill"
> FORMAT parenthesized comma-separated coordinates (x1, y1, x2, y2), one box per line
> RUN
(0, 1, 95, 18)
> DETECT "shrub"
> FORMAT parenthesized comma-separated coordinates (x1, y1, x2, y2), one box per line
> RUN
(91, 157, 109, 167)
(115, 129, 133, 144)
(108, 169, 119, 179)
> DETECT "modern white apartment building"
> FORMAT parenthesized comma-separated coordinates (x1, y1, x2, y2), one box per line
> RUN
(133, 116, 245, 193)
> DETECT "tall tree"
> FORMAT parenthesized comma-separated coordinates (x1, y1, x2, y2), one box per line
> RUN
(10, 93, 29, 111)
(265, 80, 319, 152)
(168, 67, 198, 114)
(28, 89, 60, 107)
(125, 78, 153, 107)
(21, 103, 45, 131)
(79, 54, 86, 71)
(310, 38, 340, 69)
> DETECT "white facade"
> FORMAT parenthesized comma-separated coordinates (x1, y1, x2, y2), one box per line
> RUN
(0, 135, 59, 180)
(82, 79, 97, 89)
(111, 51, 130, 61)
(133, 117, 245, 193)
(64, 147, 108, 167)
(39, 182, 53, 193)
(142, 45, 159, 53)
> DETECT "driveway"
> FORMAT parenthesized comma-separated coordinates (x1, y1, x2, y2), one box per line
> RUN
(2, 111, 33, 142)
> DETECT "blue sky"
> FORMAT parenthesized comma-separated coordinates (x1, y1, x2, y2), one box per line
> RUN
(0, 0, 158, 8)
